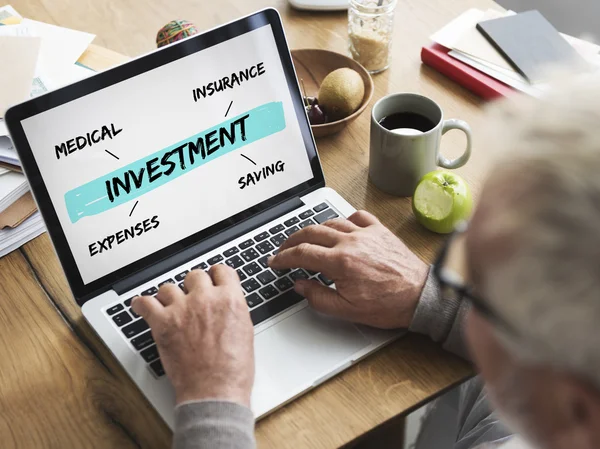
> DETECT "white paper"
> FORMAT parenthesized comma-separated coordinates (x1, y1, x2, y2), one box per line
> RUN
(0, 119, 7, 137)
(0, 23, 31, 37)
(20, 19, 95, 83)
(430, 9, 487, 50)
(0, 35, 41, 116)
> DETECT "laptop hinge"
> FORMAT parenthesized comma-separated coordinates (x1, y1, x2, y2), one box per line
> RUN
(112, 195, 305, 295)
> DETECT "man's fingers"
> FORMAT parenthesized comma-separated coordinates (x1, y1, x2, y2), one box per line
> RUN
(269, 243, 335, 273)
(131, 295, 165, 327)
(321, 218, 359, 233)
(295, 280, 356, 321)
(209, 264, 239, 286)
(185, 269, 213, 293)
(347, 210, 380, 227)
(156, 283, 184, 306)
(279, 225, 342, 252)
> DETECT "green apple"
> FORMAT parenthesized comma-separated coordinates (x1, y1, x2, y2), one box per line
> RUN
(412, 170, 473, 234)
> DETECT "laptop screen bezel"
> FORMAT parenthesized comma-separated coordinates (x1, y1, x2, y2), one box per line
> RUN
(5, 8, 325, 303)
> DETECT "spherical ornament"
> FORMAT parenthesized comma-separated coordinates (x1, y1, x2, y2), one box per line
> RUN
(156, 20, 198, 48)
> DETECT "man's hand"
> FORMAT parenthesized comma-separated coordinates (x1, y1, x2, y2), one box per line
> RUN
(269, 210, 428, 329)
(132, 265, 254, 407)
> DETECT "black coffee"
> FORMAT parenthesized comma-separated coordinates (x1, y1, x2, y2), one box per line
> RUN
(378, 112, 436, 133)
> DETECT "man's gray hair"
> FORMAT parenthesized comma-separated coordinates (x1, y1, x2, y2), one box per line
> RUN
(477, 74, 600, 390)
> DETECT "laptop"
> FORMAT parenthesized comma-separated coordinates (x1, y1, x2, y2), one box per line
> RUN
(6, 8, 401, 427)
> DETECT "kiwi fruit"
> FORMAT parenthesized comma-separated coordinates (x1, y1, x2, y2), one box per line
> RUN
(318, 68, 365, 121)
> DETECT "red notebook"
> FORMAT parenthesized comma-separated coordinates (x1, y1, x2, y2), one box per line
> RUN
(421, 43, 515, 100)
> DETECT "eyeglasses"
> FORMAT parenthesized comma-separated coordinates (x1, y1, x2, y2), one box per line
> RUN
(432, 224, 520, 337)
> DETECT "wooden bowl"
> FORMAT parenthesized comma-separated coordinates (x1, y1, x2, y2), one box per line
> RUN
(291, 49, 374, 138)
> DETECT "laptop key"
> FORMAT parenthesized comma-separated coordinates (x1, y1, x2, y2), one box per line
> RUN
(131, 331, 154, 350)
(241, 278, 261, 293)
(225, 255, 244, 269)
(236, 269, 247, 281)
(106, 304, 124, 315)
(285, 225, 299, 236)
(243, 262, 262, 276)
(307, 270, 318, 276)
(158, 279, 175, 288)
(256, 241, 274, 255)
(122, 319, 150, 338)
(192, 262, 208, 271)
(284, 216, 300, 227)
(259, 284, 279, 300)
(274, 276, 294, 292)
(270, 233, 286, 247)
(245, 293, 264, 308)
(272, 267, 291, 277)
(239, 239, 254, 249)
(141, 286, 158, 296)
(314, 208, 339, 224)
(141, 344, 160, 363)
(250, 289, 304, 325)
(290, 269, 310, 281)
(149, 359, 165, 377)
(124, 297, 134, 307)
(299, 210, 314, 219)
(178, 282, 186, 292)
(269, 224, 285, 234)
(254, 231, 270, 242)
(258, 255, 269, 269)
(313, 202, 328, 212)
(240, 248, 259, 262)
(223, 247, 239, 257)
(112, 311, 132, 327)
(318, 273, 334, 286)
(299, 219, 315, 229)
(207, 254, 224, 265)
(257, 270, 276, 285)
(130, 308, 139, 319)
(174, 271, 188, 282)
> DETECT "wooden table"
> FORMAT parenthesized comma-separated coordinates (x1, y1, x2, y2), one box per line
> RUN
(1, 0, 503, 447)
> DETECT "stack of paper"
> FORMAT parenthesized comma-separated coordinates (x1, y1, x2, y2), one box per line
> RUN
(428, 9, 600, 98)
(0, 170, 28, 212)
(0, 135, 18, 167)
(0, 4, 95, 257)
(0, 212, 45, 258)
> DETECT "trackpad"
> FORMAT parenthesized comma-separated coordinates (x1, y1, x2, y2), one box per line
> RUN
(253, 308, 370, 400)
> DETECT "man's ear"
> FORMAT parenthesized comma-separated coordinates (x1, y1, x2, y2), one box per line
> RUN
(560, 376, 600, 449)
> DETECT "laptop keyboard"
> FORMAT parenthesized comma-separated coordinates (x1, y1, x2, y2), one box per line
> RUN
(104, 202, 338, 378)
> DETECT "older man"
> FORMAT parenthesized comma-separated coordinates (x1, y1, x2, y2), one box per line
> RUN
(132, 77, 600, 449)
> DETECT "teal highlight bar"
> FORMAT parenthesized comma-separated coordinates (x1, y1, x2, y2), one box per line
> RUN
(64, 101, 286, 223)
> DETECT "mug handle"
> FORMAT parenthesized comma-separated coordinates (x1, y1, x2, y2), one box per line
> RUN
(437, 119, 472, 169)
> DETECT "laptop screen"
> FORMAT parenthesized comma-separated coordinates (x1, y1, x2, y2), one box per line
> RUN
(18, 23, 314, 285)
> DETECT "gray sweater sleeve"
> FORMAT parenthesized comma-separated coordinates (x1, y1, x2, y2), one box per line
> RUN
(173, 400, 256, 449)
(409, 266, 472, 360)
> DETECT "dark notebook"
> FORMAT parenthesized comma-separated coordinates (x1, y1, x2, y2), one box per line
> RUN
(476, 10, 588, 82)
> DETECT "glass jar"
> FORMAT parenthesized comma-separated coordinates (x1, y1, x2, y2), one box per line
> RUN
(348, 0, 397, 74)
